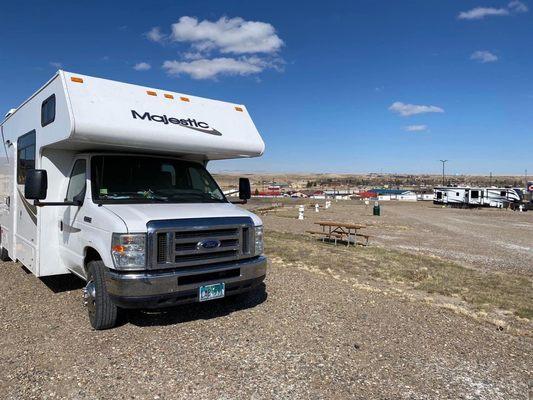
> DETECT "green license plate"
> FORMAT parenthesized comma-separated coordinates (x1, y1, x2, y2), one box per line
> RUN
(199, 283, 225, 302)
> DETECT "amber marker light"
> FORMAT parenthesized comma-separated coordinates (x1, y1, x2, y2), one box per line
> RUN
(71, 77, 84, 83)
(112, 245, 125, 253)
(146, 90, 157, 96)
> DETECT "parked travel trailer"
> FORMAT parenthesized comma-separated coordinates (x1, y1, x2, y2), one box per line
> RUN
(484, 188, 521, 208)
(433, 187, 468, 206)
(434, 186, 522, 208)
(0, 71, 267, 329)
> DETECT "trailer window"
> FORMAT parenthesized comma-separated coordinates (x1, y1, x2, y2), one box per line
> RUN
(66, 160, 86, 202)
(471, 191, 479, 199)
(500, 191, 506, 197)
(17, 130, 36, 185)
(41, 94, 56, 127)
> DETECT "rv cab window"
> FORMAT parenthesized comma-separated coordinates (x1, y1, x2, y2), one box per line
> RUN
(91, 155, 226, 204)
(41, 94, 56, 127)
(17, 130, 36, 185)
(66, 160, 87, 202)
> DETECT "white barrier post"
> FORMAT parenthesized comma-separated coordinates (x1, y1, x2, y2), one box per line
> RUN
(315, 204, 319, 213)
(298, 205, 305, 220)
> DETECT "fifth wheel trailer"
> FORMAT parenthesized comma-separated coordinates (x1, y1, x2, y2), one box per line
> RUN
(0, 71, 267, 329)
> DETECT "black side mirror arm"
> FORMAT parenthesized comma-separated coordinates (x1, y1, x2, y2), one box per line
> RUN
(34, 200, 78, 207)
(230, 199, 248, 205)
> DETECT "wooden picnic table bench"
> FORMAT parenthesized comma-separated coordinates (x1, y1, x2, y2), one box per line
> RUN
(310, 221, 370, 246)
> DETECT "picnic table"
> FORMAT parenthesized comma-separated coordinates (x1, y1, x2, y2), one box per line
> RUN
(306, 220, 370, 246)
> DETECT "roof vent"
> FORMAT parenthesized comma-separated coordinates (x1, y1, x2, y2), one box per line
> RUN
(4, 108, 17, 119)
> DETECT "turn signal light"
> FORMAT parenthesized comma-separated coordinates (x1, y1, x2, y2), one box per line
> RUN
(112, 245, 125, 253)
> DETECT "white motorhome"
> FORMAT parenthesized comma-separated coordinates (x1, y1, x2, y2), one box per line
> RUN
(0, 71, 267, 329)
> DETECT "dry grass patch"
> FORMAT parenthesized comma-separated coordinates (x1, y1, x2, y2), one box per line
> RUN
(265, 231, 532, 320)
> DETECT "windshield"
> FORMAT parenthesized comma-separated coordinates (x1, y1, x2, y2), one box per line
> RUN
(91, 155, 226, 204)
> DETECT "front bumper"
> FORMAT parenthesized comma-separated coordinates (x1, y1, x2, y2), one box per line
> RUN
(105, 256, 267, 309)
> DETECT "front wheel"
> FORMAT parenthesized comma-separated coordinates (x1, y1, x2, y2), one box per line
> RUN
(84, 260, 118, 330)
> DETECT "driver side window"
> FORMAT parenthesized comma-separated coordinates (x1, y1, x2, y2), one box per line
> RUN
(66, 160, 87, 202)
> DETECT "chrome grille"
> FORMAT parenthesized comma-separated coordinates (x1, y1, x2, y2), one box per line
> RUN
(147, 217, 254, 269)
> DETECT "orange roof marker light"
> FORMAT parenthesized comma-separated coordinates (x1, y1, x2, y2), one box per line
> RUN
(235, 106, 243, 112)
(71, 77, 84, 83)
(146, 90, 157, 96)
(164, 94, 174, 99)
(180, 97, 190, 102)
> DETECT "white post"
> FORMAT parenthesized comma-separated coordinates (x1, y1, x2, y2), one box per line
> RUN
(315, 204, 319, 213)
(298, 205, 305, 220)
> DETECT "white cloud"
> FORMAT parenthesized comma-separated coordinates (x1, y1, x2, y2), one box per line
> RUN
(169, 16, 283, 54)
(389, 102, 444, 117)
(458, 7, 509, 20)
(404, 125, 428, 132)
(162, 56, 278, 80)
(458, 1, 528, 19)
(182, 51, 204, 60)
(49, 61, 62, 68)
(145, 27, 166, 43)
(133, 62, 151, 71)
(508, 0, 528, 12)
(470, 50, 498, 63)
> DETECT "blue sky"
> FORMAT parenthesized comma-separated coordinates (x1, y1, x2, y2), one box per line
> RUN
(1, 0, 532, 175)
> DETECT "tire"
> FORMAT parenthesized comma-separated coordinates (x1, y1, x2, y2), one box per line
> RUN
(0, 247, 10, 262)
(85, 260, 118, 330)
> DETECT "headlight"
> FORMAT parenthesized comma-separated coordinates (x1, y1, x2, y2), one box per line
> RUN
(254, 225, 264, 255)
(111, 233, 146, 269)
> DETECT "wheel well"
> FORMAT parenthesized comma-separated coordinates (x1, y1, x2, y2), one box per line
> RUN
(84, 247, 102, 274)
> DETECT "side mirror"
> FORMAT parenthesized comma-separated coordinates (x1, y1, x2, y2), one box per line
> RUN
(25, 169, 48, 200)
(239, 178, 251, 200)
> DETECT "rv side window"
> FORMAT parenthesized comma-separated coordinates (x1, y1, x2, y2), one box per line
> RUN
(456, 192, 459, 196)
(471, 191, 479, 199)
(41, 94, 56, 127)
(436, 192, 442, 199)
(66, 160, 87, 201)
(500, 191, 506, 197)
(17, 130, 36, 185)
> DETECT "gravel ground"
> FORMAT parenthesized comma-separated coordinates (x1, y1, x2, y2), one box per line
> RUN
(1, 257, 531, 399)
(254, 200, 533, 276)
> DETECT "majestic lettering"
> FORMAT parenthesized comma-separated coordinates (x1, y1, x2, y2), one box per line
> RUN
(130, 110, 222, 136)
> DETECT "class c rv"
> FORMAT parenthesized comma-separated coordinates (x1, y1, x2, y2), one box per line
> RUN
(0, 71, 267, 329)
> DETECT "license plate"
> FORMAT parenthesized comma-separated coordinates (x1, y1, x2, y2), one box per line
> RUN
(199, 283, 225, 302)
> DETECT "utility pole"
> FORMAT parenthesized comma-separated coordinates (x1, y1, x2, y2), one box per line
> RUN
(439, 160, 448, 186)
(490, 172, 492, 186)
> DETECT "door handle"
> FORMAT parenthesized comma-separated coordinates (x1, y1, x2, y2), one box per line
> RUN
(59, 221, 63, 231)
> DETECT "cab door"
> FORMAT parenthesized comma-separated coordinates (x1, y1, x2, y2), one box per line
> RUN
(59, 158, 88, 273)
